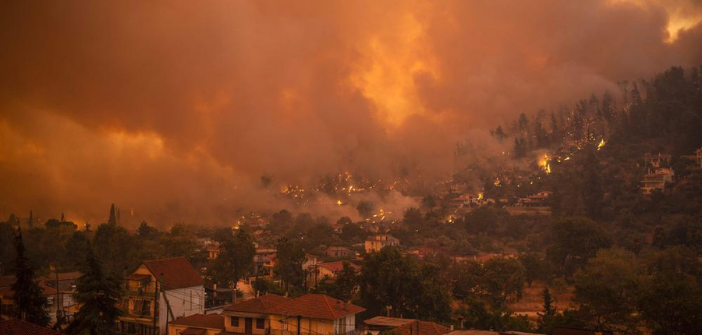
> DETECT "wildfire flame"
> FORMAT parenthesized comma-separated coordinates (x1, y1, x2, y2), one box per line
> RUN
(539, 153, 551, 175)
(597, 139, 606, 151)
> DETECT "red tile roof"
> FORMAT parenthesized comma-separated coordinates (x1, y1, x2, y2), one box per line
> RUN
(45, 271, 82, 281)
(0, 319, 63, 335)
(180, 328, 207, 335)
(169, 313, 224, 330)
(224, 294, 290, 313)
(393, 320, 450, 335)
(267, 294, 365, 320)
(319, 261, 360, 273)
(142, 257, 204, 290)
(364, 316, 416, 328)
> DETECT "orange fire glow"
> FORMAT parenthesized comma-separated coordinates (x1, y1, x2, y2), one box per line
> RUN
(350, 12, 439, 127)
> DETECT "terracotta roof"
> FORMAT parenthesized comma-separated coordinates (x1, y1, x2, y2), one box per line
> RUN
(0, 280, 71, 296)
(364, 316, 416, 328)
(0, 319, 63, 335)
(142, 257, 204, 290)
(327, 246, 352, 251)
(224, 294, 290, 313)
(181, 327, 208, 335)
(319, 261, 360, 273)
(393, 321, 450, 335)
(267, 294, 365, 320)
(45, 271, 82, 281)
(169, 314, 224, 330)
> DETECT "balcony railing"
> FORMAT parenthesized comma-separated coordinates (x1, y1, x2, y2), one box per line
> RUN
(124, 283, 157, 297)
(122, 309, 158, 320)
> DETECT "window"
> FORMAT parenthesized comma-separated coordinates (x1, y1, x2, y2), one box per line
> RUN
(231, 317, 240, 327)
(141, 300, 151, 317)
(256, 318, 265, 329)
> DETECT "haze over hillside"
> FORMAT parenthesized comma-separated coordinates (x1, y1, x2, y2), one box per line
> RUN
(1, 0, 702, 226)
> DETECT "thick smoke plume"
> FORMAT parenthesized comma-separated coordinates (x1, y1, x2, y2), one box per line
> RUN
(0, 0, 701, 226)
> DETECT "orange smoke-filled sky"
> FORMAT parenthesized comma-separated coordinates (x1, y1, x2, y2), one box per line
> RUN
(0, 0, 701, 226)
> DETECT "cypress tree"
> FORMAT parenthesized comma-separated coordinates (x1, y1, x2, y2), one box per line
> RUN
(107, 204, 116, 226)
(27, 210, 33, 229)
(12, 228, 50, 326)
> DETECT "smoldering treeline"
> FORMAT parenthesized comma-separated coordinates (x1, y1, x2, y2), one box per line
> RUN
(0, 0, 701, 226)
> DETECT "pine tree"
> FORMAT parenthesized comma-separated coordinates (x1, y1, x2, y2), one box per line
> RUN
(12, 228, 50, 326)
(107, 204, 116, 225)
(66, 242, 123, 335)
(542, 287, 555, 316)
(494, 126, 506, 143)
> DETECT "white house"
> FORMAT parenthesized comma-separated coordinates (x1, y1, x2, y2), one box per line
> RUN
(118, 257, 205, 335)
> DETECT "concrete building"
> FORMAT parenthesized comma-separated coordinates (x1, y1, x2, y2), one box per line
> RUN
(641, 167, 674, 194)
(221, 294, 364, 335)
(364, 235, 399, 253)
(118, 257, 205, 335)
(325, 246, 354, 259)
(0, 271, 81, 326)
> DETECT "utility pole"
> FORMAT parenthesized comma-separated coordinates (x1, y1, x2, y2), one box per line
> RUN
(152, 276, 159, 335)
(312, 264, 319, 289)
(55, 269, 60, 322)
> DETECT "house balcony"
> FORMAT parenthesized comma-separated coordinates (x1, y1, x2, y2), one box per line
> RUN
(124, 286, 157, 297)
(121, 308, 158, 320)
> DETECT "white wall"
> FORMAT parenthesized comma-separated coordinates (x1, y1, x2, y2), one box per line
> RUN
(159, 286, 205, 334)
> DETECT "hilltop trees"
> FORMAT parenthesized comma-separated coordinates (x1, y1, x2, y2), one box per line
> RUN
(11, 228, 49, 326)
(549, 145, 604, 219)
